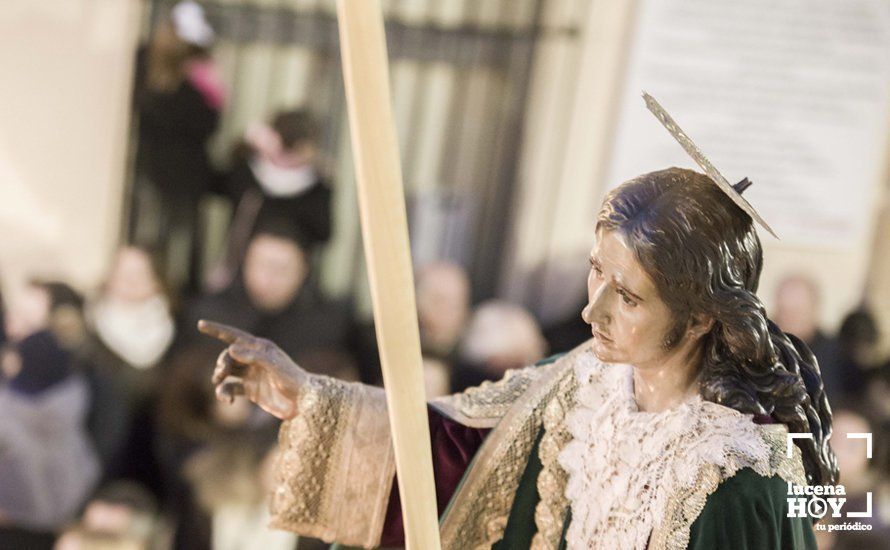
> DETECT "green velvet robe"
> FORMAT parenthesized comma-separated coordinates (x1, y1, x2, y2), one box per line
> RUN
(323, 349, 816, 549)
(492, 428, 817, 549)
(338, 429, 815, 549)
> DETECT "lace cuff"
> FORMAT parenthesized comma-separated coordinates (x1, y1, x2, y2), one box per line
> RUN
(268, 375, 395, 549)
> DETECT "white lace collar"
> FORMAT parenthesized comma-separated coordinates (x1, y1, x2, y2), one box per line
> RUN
(557, 353, 770, 550)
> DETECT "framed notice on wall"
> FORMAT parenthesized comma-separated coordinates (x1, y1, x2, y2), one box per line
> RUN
(604, 0, 890, 249)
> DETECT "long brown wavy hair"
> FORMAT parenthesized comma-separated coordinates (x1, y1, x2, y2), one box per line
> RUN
(596, 167, 838, 486)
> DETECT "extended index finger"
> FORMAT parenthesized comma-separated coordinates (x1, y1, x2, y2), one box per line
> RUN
(198, 319, 253, 345)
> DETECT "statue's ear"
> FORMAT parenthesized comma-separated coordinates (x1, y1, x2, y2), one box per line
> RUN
(688, 313, 715, 339)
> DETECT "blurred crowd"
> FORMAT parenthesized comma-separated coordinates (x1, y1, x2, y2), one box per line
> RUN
(0, 2, 887, 549)
(768, 276, 890, 549)
(0, 240, 549, 549)
(0, 5, 550, 548)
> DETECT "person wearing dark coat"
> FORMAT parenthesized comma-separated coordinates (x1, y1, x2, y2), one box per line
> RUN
(205, 110, 333, 293)
(130, 1, 225, 292)
(223, 160, 332, 246)
(184, 227, 351, 379)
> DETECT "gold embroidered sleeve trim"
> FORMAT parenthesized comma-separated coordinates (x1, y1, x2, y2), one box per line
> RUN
(429, 362, 561, 428)
(268, 375, 395, 549)
(650, 424, 807, 550)
(439, 343, 591, 550)
(530, 370, 577, 550)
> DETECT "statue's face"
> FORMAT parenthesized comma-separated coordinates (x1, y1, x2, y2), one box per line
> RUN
(582, 230, 676, 368)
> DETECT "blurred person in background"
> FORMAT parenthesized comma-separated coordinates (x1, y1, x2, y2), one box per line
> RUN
(451, 300, 547, 392)
(156, 345, 244, 471)
(0, 284, 99, 532)
(54, 481, 161, 550)
(155, 345, 277, 499)
(352, 261, 471, 390)
(207, 109, 332, 294)
(773, 273, 841, 392)
(832, 308, 882, 405)
(131, 0, 225, 293)
(183, 435, 298, 550)
(28, 281, 131, 482)
(416, 261, 471, 358)
(0, 283, 88, 549)
(37, 281, 89, 353)
(87, 246, 175, 397)
(817, 409, 890, 549)
(413, 262, 472, 396)
(83, 246, 175, 490)
(869, 359, 890, 504)
(183, 225, 352, 379)
(156, 345, 282, 549)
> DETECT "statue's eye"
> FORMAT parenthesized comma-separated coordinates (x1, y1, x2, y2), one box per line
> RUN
(618, 289, 637, 307)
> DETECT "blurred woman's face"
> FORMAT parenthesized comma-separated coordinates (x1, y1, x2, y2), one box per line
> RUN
(106, 247, 161, 304)
(243, 235, 307, 313)
(416, 265, 470, 353)
(831, 411, 870, 478)
(581, 230, 676, 369)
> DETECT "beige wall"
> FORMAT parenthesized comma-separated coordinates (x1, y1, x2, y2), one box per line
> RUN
(0, 0, 140, 297)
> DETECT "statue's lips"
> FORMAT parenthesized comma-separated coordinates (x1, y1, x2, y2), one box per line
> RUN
(594, 330, 613, 343)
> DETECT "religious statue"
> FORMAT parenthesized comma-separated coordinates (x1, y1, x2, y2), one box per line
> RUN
(199, 94, 836, 549)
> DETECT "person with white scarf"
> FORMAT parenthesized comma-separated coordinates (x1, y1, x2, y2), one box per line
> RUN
(88, 246, 175, 390)
(83, 246, 175, 481)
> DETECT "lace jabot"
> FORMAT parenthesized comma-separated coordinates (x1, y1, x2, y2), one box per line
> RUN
(557, 353, 787, 550)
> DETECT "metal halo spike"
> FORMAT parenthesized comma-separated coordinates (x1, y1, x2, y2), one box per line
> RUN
(642, 92, 779, 239)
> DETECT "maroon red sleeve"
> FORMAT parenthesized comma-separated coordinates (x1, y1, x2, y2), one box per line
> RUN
(379, 406, 490, 546)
